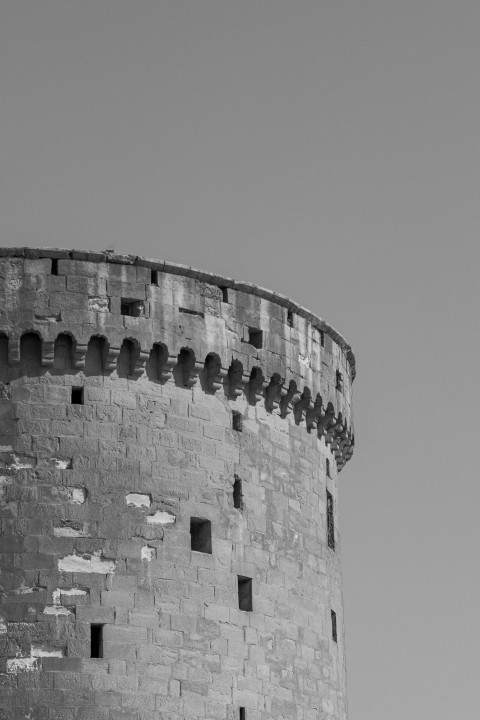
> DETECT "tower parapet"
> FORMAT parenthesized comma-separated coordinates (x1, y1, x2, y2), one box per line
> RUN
(0, 247, 355, 720)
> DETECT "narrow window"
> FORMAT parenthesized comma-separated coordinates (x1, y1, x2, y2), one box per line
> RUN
(331, 610, 337, 642)
(287, 310, 294, 327)
(220, 286, 229, 303)
(0, 335, 8, 381)
(121, 300, 132, 316)
(248, 327, 263, 349)
(71, 387, 84, 405)
(238, 576, 252, 612)
(51, 259, 58, 275)
(121, 298, 144, 317)
(54, 333, 75, 371)
(320, 331, 325, 347)
(20, 333, 42, 374)
(336, 370, 343, 391)
(90, 624, 104, 658)
(190, 518, 212, 554)
(232, 411, 243, 432)
(327, 490, 335, 550)
(326, 459, 330, 478)
(151, 269, 158, 285)
(233, 476, 243, 511)
(179, 307, 204, 318)
(239, 709, 246, 720)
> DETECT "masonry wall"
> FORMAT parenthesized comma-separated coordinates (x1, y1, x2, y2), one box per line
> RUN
(0, 249, 355, 720)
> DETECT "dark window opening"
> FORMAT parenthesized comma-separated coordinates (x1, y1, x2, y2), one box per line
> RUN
(0, 335, 8, 379)
(220, 286, 229, 303)
(326, 459, 330, 478)
(238, 576, 252, 612)
(51, 259, 58, 275)
(248, 327, 263, 349)
(54, 333, 75, 372)
(71, 387, 84, 405)
(327, 490, 335, 550)
(151, 269, 158, 285)
(91, 624, 104, 658)
(331, 610, 337, 642)
(121, 298, 144, 317)
(85, 336, 107, 376)
(190, 518, 212, 554)
(320, 331, 325, 347)
(233, 476, 243, 511)
(336, 370, 343, 391)
(239, 709, 246, 720)
(20, 333, 42, 374)
(179, 307, 204, 318)
(287, 310, 294, 327)
(232, 411, 243, 432)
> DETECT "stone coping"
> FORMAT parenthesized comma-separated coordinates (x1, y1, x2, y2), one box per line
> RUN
(0, 246, 356, 379)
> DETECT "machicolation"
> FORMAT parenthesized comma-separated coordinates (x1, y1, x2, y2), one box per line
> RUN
(0, 247, 355, 720)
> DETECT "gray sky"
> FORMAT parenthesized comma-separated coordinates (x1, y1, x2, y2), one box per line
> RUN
(1, 2, 479, 718)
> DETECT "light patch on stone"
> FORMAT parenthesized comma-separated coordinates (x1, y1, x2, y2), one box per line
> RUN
(88, 296, 109, 312)
(57, 551, 116, 574)
(0, 616, 7, 634)
(14, 584, 44, 595)
(69, 488, 86, 504)
(6, 657, 39, 673)
(126, 493, 151, 508)
(31, 645, 64, 658)
(51, 458, 71, 470)
(298, 353, 310, 369)
(52, 587, 88, 605)
(54, 524, 88, 538)
(43, 605, 72, 617)
(8, 456, 34, 470)
(141, 545, 156, 561)
(147, 510, 176, 525)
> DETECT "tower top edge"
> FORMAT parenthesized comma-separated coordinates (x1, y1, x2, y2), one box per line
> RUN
(0, 246, 356, 379)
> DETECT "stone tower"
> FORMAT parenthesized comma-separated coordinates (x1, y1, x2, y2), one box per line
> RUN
(0, 248, 355, 720)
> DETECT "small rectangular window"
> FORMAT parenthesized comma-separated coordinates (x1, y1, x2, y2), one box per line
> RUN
(220, 286, 229, 303)
(287, 310, 294, 327)
(331, 610, 337, 643)
(239, 709, 246, 720)
(91, 624, 104, 658)
(320, 331, 325, 347)
(327, 490, 335, 550)
(336, 370, 343, 391)
(51, 259, 58, 276)
(151, 269, 158, 285)
(238, 575, 252, 612)
(121, 298, 144, 317)
(71, 387, 84, 405)
(248, 327, 263, 349)
(179, 307, 204, 318)
(233, 476, 243, 511)
(326, 459, 330, 478)
(190, 518, 212, 554)
(232, 411, 243, 432)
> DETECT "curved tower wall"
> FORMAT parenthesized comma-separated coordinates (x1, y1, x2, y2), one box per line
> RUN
(0, 248, 355, 720)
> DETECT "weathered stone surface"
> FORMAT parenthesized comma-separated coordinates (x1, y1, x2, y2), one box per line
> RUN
(0, 248, 355, 720)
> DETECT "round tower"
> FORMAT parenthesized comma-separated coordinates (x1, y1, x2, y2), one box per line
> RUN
(0, 248, 355, 720)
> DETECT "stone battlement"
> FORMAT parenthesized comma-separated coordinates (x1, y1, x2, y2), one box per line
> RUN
(0, 248, 354, 469)
(0, 246, 356, 378)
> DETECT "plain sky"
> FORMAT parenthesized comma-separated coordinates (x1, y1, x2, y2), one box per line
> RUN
(1, 2, 479, 718)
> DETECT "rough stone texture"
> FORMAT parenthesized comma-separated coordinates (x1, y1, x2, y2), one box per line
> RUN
(0, 248, 355, 720)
